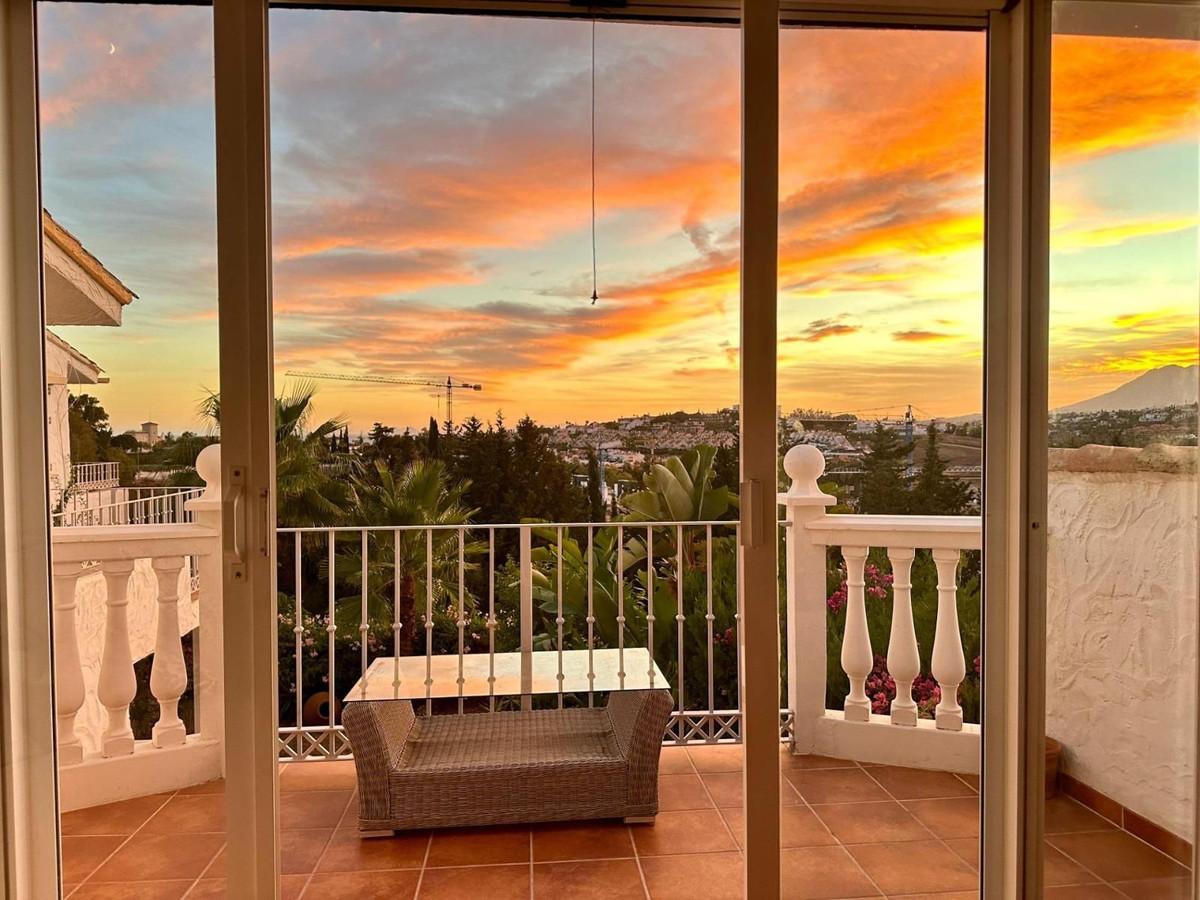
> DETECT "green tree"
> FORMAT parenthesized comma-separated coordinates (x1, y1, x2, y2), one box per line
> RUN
(857, 423, 912, 514)
(199, 383, 350, 526)
(910, 423, 974, 516)
(585, 451, 605, 521)
(67, 393, 112, 462)
(337, 459, 480, 654)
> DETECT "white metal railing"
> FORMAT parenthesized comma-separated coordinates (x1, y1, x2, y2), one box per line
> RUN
(54, 486, 203, 527)
(71, 460, 120, 489)
(275, 518, 749, 760)
(51, 446, 225, 811)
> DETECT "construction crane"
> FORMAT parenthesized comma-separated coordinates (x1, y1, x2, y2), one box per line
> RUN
(286, 371, 482, 426)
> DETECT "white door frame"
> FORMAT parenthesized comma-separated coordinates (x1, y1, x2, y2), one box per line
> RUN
(0, 2, 59, 897)
(212, 0, 280, 894)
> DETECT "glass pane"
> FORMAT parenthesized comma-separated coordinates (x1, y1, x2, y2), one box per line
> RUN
(36, 1, 225, 893)
(777, 22, 986, 894)
(1045, 2, 1199, 892)
(268, 6, 744, 894)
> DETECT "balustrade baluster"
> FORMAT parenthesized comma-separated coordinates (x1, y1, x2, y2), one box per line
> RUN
(458, 528, 466, 714)
(675, 525, 685, 733)
(840, 546, 872, 722)
(294, 532, 304, 731)
(616, 524, 625, 688)
(487, 528, 496, 712)
(586, 525, 595, 707)
(98, 559, 137, 757)
(150, 556, 188, 748)
(932, 548, 966, 731)
(645, 525, 655, 686)
(555, 526, 564, 708)
(393, 530, 402, 698)
(52, 561, 86, 765)
(885, 548, 918, 727)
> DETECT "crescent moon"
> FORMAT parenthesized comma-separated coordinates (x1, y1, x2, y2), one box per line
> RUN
(108, 43, 116, 55)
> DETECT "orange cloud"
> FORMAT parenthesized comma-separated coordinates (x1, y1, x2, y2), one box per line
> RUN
(893, 330, 958, 343)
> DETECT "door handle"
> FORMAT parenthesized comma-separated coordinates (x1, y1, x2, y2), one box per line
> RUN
(228, 465, 247, 565)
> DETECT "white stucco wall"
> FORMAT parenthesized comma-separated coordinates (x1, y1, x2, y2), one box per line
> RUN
(1046, 444, 1198, 840)
(46, 382, 70, 508)
(72, 558, 198, 754)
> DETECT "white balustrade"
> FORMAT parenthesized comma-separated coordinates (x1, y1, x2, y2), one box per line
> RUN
(50, 444, 223, 811)
(781, 444, 982, 773)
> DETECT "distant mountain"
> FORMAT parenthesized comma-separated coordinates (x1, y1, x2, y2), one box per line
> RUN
(1057, 365, 1198, 414)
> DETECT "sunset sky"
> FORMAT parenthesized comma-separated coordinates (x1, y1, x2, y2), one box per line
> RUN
(39, 4, 1198, 435)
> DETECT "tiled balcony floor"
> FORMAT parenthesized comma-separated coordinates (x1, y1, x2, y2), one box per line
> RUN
(61, 746, 1189, 899)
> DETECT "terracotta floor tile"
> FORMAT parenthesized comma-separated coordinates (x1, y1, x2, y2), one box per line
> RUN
(812, 801, 934, 844)
(532, 858, 645, 898)
(61, 836, 126, 884)
(945, 838, 979, 871)
(788, 768, 891, 804)
(141, 794, 226, 834)
(687, 745, 743, 773)
(848, 840, 977, 895)
(1047, 832, 1189, 882)
(1045, 797, 1118, 834)
(779, 845, 880, 899)
(279, 759, 358, 792)
(279, 791, 353, 830)
(719, 804, 837, 849)
(779, 751, 858, 771)
(177, 779, 224, 796)
(60, 794, 172, 836)
(316, 828, 429, 872)
(885, 893, 978, 899)
(186, 878, 300, 900)
(901, 798, 980, 839)
(1043, 885, 1124, 899)
(630, 809, 738, 857)
(281, 828, 335, 875)
(303, 868, 421, 899)
(956, 774, 980, 793)
(1110, 878, 1194, 900)
(1044, 843, 1097, 887)
(426, 825, 531, 867)
(658, 747, 695, 775)
(640, 851, 744, 900)
(417, 863, 530, 899)
(89, 832, 223, 882)
(531, 821, 635, 861)
(69, 881, 191, 899)
(865, 766, 977, 801)
(657, 774, 714, 811)
(699, 772, 799, 808)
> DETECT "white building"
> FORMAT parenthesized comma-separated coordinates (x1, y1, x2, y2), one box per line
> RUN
(42, 210, 136, 507)
(124, 420, 162, 447)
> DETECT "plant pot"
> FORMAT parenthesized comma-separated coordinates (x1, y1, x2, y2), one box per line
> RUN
(303, 691, 340, 727)
(1045, 736, 1062, 799)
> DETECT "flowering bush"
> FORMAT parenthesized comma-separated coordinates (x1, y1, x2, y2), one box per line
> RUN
(827, 563, 894, 614)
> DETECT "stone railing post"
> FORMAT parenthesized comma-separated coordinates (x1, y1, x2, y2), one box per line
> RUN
(779, 445, 836, 753)
(52, 561, 86, 765)
(186, 444, 225, 755)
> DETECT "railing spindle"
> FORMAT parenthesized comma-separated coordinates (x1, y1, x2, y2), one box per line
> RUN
(586, 524, 595, 707)
(556, 526, 565, 708)
(360, 530, 369, 679)
(840, 546, 872, 722)
(150, 556, 188, 748)
(616, 523, 625, 689)
(675, 524, 685, 732)
(327, 532, 338, 716)
(52, 561, 86, 765)
(98, 559, 137, 757)
(294, 532, 304, 731)
(457, 528, 466, 714)
(885, 547, 918, 727)
(706, 525, 715, 726)
(645, 524, 655, 686)
(932, 548, 966, 731)
(425, 528, 434, 712)
(393, 530, 402, 698)
(487, 528, 496, 712)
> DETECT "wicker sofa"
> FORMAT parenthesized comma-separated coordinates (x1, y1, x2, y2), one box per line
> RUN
(342, 689, 673, 832)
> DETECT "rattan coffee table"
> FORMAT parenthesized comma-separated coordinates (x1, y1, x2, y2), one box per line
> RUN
(341, 649, 673, 834)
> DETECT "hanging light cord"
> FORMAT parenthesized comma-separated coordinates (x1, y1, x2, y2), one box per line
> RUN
(590, 15, 599, 305)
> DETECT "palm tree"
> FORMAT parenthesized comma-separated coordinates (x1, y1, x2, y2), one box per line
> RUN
(199, 381, 350, 526)
(334, 459, 481, 654)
